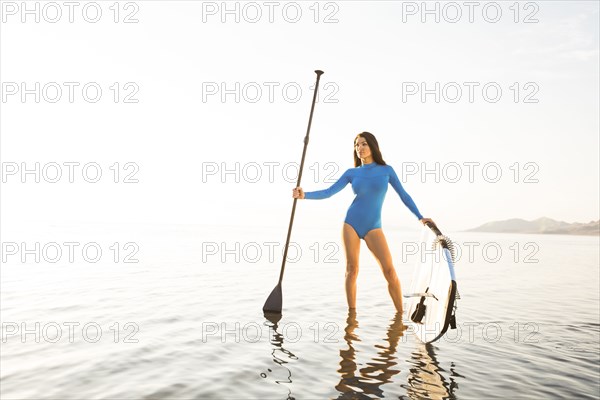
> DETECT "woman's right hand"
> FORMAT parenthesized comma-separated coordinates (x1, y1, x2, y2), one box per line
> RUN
(292, 187, 305, 199)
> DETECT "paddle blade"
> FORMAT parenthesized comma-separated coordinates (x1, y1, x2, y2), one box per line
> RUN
(263, 311, 283, 326)
(262, 283, 283, 313)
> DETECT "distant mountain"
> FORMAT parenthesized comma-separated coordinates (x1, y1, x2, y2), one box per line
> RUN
(467, 217, 599, 236)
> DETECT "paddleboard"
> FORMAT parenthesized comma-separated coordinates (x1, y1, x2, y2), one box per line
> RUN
(405, 223, 459, 344)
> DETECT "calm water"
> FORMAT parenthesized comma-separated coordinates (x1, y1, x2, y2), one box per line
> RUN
(1, 223, 599, 399)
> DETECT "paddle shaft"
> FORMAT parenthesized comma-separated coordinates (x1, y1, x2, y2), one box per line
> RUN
(277, 70, 324, 284)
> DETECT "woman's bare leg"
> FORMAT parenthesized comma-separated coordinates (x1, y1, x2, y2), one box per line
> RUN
(342, 223, 361, 310)
(364, 229, 403, 314)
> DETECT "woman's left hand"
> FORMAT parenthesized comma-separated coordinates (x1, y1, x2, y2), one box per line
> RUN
(420, 217, 435, 226)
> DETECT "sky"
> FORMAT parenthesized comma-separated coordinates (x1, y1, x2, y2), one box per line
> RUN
(1, 0, 598, 232)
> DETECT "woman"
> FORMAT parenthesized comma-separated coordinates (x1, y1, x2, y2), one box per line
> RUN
(292, 132, 434, 314)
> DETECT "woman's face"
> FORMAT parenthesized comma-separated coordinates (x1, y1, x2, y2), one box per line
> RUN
(355, 137, 371, 160)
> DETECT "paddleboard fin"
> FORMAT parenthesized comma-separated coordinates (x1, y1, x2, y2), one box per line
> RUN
(411, 301, 426, 323)
(410, 288, 429, 323)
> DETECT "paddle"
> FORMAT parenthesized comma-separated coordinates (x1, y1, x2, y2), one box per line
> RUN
(262, 69, 325, 315)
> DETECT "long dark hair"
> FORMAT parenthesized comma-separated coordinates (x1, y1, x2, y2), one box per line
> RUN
(353, 132, 387, 168)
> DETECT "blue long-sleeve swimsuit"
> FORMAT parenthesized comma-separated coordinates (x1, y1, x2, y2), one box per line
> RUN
(304, 162, 423, 239)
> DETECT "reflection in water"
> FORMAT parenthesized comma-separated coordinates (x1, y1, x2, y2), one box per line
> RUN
(261, 312, 297, 400)
(335, 311, 461, 399)
(335, 310, 405, 399)
(404, 343, 460, 400)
